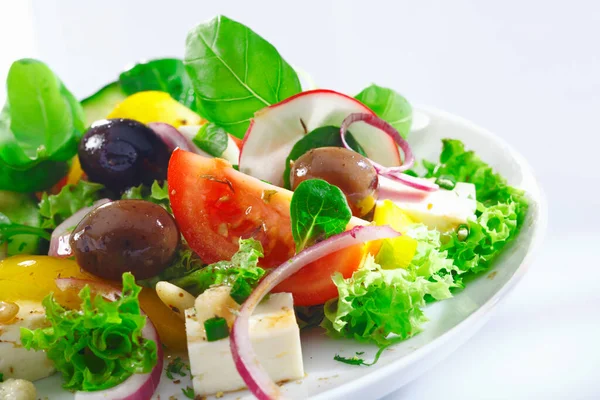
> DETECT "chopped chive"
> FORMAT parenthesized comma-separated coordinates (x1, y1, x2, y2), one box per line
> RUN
(204, 317, 229, 341)
(230, 278, 252, 304)
(435, 175, 456, 190)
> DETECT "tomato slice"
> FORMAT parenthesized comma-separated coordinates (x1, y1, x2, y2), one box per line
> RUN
(168, 149, 369, 306)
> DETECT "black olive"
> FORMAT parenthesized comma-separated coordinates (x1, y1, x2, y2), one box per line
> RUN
(78, 118, 171, 192)
(70, 200, 179, 281)
(290, 147, 379, 218)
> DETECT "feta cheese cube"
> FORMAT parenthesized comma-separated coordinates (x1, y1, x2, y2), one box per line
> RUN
(186, 290, 304, 396)
(0, 301, 55, 381)
(384, 179, 477, 232)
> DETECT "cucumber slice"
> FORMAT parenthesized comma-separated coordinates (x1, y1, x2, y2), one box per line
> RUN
(81, 82, 127, 126)
(0, 191, 42, 256)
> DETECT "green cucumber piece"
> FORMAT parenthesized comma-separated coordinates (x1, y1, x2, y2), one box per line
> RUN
(0, 191, 42, 255)
(81, 82, 127, 126)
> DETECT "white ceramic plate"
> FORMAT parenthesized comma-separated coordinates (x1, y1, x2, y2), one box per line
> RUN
(37, 106, 546, 399)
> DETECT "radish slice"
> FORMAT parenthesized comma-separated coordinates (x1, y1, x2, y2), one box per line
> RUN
(54, 278, 164, 400)
(73, 320, 163, 400)
(340, 113, 438, 192)
(148, 122, 203, 154)
(230, 225, 401, 400)
(48, 199, 111, 258)
(239, 89, 402, 187)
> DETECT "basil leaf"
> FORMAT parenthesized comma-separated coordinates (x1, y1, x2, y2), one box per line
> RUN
(283, 126, 366, 189)
(184, 15, 302, 138)
(192, 123, 228, 157)
(0, 59, 84, 191)
(0, 59, 84, 166)
(119, 58, 197, 111)
(355, 84, 412, 138)
(290, 179, 352, 252)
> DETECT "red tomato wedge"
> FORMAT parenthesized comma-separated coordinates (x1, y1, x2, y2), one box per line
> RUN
(168, 149, 370, 306)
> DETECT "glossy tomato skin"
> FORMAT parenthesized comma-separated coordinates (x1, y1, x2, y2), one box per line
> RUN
(168, 149, 368, 306)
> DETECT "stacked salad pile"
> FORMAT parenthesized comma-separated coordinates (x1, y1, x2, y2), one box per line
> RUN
(0, 15, 527, 400)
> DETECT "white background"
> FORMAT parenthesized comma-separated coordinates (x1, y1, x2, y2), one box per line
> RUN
(1, 1, 599, 399)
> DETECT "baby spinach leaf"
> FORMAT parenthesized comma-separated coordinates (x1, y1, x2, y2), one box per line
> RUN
(355, 84, 412, 138)
(290, 179, 352, 252)
(283, 126, 366, 189)
(0, 59, 84, 191)
(119, 58, 197, 111)
(184, 15, 302, 138)
(192, 122, 228, 157)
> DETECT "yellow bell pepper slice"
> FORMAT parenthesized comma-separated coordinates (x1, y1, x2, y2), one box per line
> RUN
(373, 200, 418, 269)
(108, 91, 204, 128)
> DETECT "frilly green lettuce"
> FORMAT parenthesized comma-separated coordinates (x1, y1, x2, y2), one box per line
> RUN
(20, 273, 157, 392)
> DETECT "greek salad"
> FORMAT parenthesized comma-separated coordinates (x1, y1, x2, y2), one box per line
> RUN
(0, 15, 528, 400)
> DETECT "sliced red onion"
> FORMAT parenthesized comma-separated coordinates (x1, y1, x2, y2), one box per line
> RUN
(340, 113, 438, 192)
(230, 225, 401, 400)
(148, 122, 203, 154)
(48, 199, 110, 258)
(73, 319, 163, 400)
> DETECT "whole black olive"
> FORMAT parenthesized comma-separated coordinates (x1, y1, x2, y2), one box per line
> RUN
(290, 147, 379, 218)
(78, 118, 171, 192)
(70, 200, 179, 281)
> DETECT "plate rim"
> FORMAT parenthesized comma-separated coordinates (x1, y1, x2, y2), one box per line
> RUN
(311, 105, 548, 400)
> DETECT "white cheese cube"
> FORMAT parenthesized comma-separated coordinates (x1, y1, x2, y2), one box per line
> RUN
(383, 179, 477, 232)
(0, 301, 55, 381)
(186, 291, 304, 396)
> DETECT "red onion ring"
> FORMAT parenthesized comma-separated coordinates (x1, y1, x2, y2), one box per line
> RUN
(48, 199, 111, 258)
(340, 113, 438, 192)
(230, 225, 401, 400)
(148, 122, 203, 154)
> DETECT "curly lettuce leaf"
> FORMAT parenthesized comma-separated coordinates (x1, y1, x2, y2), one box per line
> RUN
(20, 273, 157, 392)
(424, 139, 528, 275)
(138, 241, 203, 288)
(424, 139, 528, 223)
(121, 180, 171, 213)
(168, 238, 265, 300)
(322, 255, 453, 346)
(39, 180, 105, 229)
(442, 201, 519, 275)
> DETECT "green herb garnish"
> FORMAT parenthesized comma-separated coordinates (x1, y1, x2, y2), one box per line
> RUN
(182, 386, 195, 399)
(204, 317, 229, 342)
(20, 273, 157, 392)
(184, 15, 302, 138)
(165, 356, 189, 379)
(434, 175, 456, 190)
(290, 179, 352, 252)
